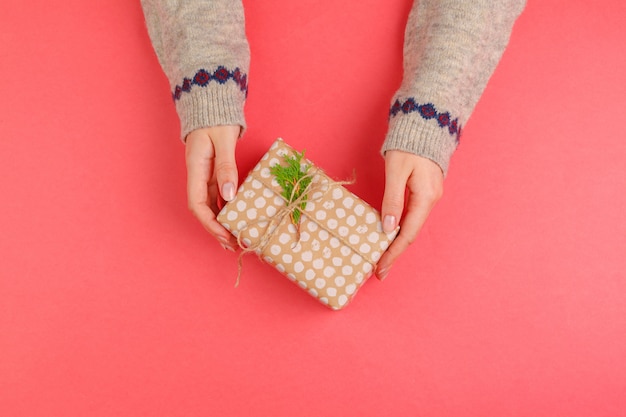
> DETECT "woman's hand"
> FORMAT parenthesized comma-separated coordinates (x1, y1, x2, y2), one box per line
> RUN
(185, 125, 240, 251)
(376, 150, 444, 280)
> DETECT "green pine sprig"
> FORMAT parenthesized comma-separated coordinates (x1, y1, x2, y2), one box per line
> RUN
(270, 150, 312, 227)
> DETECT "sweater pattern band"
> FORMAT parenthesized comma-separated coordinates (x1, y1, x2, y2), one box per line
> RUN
(390, 98, 462, 142)
(172, 67, 248, 101)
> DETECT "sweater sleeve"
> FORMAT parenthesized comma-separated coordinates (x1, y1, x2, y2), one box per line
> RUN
(382, 0, 525, 175)
(140, 0, 250, 140)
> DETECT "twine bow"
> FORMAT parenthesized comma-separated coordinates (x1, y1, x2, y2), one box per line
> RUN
(233, 167, 354, 287)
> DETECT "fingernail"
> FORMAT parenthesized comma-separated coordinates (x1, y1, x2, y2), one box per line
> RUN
(378, 266, 391, 281)
(220, 243, 235, 252)
(383, 215, 396, 233)
(217, 236, 235, 250)
(222, 182, 235, 201)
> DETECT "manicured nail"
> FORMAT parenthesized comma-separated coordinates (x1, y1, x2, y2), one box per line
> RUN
(220, 243, 235, 252)
(383, 215, 396, 233)
(222, 182, 235, 201)
(377, 264, 392, 281)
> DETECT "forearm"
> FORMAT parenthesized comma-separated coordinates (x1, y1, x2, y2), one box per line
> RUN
(141, 0, 250, 139)
(383, 0, 525, 175)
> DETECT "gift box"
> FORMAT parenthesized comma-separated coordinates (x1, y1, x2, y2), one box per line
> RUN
(217, 138, 398, 310)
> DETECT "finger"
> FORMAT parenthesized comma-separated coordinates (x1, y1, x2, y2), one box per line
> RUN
(186, 147, 234, 247)
(209, 181, 238, 248)
(381, 157, 409, 234)
(212, 131, 239, 202)
(208, 179, 220, 214)
(376, 190, 434, 280)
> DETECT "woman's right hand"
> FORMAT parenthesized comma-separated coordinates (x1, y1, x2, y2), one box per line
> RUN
(185, 125, 240, 251)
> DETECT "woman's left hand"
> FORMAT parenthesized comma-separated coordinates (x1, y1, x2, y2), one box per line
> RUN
(376, 150, 444, 281)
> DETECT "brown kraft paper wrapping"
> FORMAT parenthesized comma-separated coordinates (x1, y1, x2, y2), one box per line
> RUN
(217, 138, 398, 310)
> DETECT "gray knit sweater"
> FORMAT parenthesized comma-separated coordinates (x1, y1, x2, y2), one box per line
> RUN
(141, 0, 525, 175)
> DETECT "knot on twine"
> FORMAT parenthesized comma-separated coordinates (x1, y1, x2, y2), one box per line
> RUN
(233, 168, 355, 287)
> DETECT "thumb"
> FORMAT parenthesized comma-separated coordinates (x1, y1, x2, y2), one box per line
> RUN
(381, 160, 408, 234)
(211, 128, 240, 202)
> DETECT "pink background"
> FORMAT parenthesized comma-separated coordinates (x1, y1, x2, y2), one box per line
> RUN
(2, 0, 626, 415)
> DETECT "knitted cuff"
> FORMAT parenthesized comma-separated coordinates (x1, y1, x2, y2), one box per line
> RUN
(175, 81, 247, 141)
(382, 112, 460, 177)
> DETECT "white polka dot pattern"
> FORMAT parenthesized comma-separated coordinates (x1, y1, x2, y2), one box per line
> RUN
(217, 138, 399, 310)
